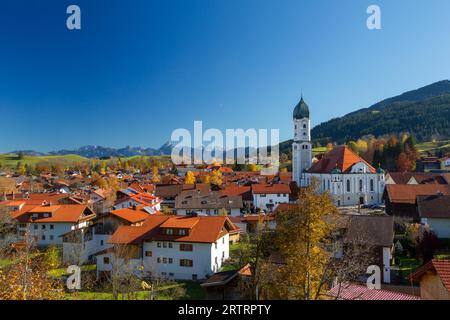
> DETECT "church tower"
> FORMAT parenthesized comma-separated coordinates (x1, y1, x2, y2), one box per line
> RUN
(292, 96, 312, 186)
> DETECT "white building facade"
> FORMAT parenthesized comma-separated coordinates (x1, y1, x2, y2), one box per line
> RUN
(291, 97, 385, 206)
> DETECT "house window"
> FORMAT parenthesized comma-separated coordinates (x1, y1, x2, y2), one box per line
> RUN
(168, 242, 173, 248)
(157, 242, 161, 248)
(42, 235, 46, 240)
(169, 258, 173, 264)
(42, 225, 46, 230)
(34, 225, 38, 230)
(166, 229, 173, 235)
(145, 251, 152, 257)
(359, 179, 363, 192)
(157, 257, 161, 263)
(215, 257, 218, 264)
(370, 179, 374, 192)
(222, 237, 225, 244)
(103, 257, 110, 264)
(50, 235, 54, 240)
(178, 229, 187, 236)
(346, 180, 351, 193)
(50, 225, 54, 230)
(101, 240, 104, 246)
(163, 242, 167, 248)
(192, 274, 198, 280)
(180, 244, 193, 251)
(180, 259, 193, 267)
(162, 257, 167, 264)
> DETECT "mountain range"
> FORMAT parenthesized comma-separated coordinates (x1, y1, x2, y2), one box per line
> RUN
(311, 80, 450, 145)
(8, 80, 450, 158)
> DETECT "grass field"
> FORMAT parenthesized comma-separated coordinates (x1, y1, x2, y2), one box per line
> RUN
(416, 140, 450, 154)
(64, 280, 204, 300)
(0, 153, 171, 170)
(312, 147, 327, 156)
(0, 153, 89, 169)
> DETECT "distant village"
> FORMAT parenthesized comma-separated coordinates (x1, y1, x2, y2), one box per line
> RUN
(1, 97, 450, 300)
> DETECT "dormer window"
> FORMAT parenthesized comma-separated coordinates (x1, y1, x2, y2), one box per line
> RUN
(165, 228, 173, 235)
(179, 229, 187, 236)
(303, 124, 306, 129)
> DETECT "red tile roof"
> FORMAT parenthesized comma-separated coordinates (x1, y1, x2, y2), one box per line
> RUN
(411, 259, 450, 293)
(221, 185, 252, 201)
(417, 195, 450, 218)
(110, 207, 150, 224)
(109, 215, 235, 244)
(328, 283, 420, 300)
(251, 184, 291, 194)
(11, 204, 94, 223)
(308, 146, 376, 174)
(385, 184, 450, 204)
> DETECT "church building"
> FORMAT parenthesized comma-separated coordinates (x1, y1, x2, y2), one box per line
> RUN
(292, 97, 385, 206)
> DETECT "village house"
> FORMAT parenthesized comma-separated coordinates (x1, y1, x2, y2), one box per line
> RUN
(416, 156, 442, 172)
(411, 259, 450, 300)
(201, 264, 252, 300)
(383, 184, 450, 219)
(96, 215, 235, 280)
(417, 194, 450, 238)
(11, 203, 96, 247)
(336, 214, 394, 284)
(175, 189, 243, 216)
(251, 183, 291, 213)
(62, 206, 154, 264)
(113, 187, 161, 213)
(385, 172, 448, 185)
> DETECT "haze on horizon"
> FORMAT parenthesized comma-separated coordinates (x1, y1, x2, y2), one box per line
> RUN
(1, 0, 450, 153)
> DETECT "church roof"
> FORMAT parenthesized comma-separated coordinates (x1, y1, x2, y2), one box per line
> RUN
(307, 146, 376, 174)
(293, 97, 310, 119)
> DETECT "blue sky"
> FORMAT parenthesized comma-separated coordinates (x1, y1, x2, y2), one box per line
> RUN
(1, 0, 450, 152)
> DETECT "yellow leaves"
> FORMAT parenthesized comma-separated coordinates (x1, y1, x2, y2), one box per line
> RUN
(151, 166, 161, 183)
(209, 170, 222, 186)
(270, 177, 338, 300)
(0, 248, 64, 300)
(184, 171, 196, 184)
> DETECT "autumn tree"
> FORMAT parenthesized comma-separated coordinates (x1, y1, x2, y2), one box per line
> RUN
(209, 170, 223, 186)
(262, 178, 339, 299)
(185, 171, 196, 184)
(91, 172, 108, 189)
(151, 166, 161, 183)
(218, 208, 228, 216)
(161, 205, 174, 215)
(0, 232, 64, 300)
(0, 177, 17, 200)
